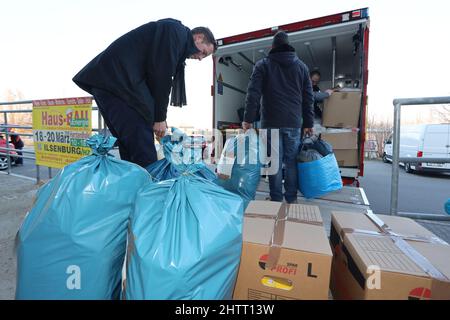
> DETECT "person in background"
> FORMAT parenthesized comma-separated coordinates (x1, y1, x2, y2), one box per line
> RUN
(10, 133, 24, 165)
(242, 31, 314, 203)
(310, 70, 336, 119)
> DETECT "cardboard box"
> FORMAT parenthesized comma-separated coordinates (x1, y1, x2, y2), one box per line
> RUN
(330, 211, 450, 300)
(322, 132, 359, 167)
(333, 150, 358, 167)
(233, 200, 333, 300)
(322, 91, 362, 128)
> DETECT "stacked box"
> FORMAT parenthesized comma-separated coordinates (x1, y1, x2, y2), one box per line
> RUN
(321, 131, 358, 167)
(330, 211, 450, 299)
(321, 90, 362, 168)
(233, 200, 332, 300)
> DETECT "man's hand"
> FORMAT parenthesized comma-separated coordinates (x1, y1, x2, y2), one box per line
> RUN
(303, 127, 314, 137)
(153, 121, 167, 138)
(325, 89, 334, 96)
(242, 121, 253, 131)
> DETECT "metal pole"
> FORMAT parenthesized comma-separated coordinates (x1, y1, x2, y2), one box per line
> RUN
(36, 164, 40, 185)
(3, 112, 11, 175)
(331, 37, 336, 88)
(48, 167, 52, 179)
(397, 212, 450, 221)
(390, 102, 402, 216)
(0, 100, 33, 106)
(97, 108, 102, 132)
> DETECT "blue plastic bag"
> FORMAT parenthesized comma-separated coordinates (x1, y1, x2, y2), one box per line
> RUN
(16, 135, 151, 300)
(125, 167, 244, 300)
(215, 130, 262, 209)
(146, 128, 216, 182)
(297, 153, 343, 199)
(445, 199, 450, 215)
(146, 158, 181, 182)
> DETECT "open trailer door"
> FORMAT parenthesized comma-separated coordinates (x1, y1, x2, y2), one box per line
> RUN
(212, 8, 370, 184)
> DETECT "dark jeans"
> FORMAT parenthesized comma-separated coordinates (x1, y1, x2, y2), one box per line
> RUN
(15, 149, 23, 165)
(267, 128, 301, 203)
(92, 88, 157, 168)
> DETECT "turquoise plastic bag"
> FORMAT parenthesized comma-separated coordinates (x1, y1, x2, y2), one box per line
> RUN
(445, 199, 450, 215)
(16, 135, 150, 300)
(146, 128, 216, 182)
(297, 153, 343, 199)
(215, 130, 262, 209)
(125, 167, 244, 300)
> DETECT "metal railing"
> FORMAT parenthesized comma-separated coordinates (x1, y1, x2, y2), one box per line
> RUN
(0, 98, 104, 184)
(390, 96, 450, 221)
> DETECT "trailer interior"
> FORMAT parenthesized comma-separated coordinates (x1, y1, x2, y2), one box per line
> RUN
(213, 18, 369, 180)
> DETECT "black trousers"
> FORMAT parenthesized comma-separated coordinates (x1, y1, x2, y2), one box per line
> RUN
(92, 88, 157, 168)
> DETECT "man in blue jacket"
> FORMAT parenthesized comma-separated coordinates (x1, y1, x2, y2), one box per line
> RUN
(242, 31, 314, 203)
(73, 18, 216, 168)
(310, 70, 335, 119)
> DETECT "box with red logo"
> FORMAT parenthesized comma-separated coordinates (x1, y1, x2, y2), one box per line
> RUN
(330, 211, 450, 300)
(233, 200, 332, 300)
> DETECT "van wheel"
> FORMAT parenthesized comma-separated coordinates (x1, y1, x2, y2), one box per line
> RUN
(382, 153, 389, 163)
(405, 163, 414, 173)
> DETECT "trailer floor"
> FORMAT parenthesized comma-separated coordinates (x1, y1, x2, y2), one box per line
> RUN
(256, 179, 371, 235)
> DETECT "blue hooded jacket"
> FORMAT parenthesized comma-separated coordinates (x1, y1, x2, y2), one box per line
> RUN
(244, 44, 314, 129)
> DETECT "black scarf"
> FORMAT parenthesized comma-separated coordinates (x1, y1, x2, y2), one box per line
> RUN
(170, 30, 200, 107)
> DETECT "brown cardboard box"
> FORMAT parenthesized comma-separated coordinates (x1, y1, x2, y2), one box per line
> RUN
(333, 150, 358, 167)
(233, 200, 333, 300)
(322, 91, 362, 128)
(330, 211, 450, 300)
(322, 132, 359, 167)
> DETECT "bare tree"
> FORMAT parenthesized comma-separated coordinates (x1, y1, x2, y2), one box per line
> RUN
(432, 104, 450, 122)
(1, 89, 32, 145)
(366, 116, 393, 158)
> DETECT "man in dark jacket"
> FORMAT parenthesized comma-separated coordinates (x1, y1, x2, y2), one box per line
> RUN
(73, 18, 216, 168)
(310, 70, 335, 119)
(242, 31, 314, 203)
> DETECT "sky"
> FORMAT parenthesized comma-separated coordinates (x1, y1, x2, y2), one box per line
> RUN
(1, 0, 450, 129)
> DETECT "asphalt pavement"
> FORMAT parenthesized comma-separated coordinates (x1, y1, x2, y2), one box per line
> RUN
(359, 159, 450, 215)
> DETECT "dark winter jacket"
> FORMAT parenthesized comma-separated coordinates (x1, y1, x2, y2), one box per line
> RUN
(73, 18, 200, 124)
(312, 84, 330, 118)
(243, 44, 314, 129)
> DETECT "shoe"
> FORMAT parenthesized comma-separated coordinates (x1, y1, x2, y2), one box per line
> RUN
(286, 199, 298, 204)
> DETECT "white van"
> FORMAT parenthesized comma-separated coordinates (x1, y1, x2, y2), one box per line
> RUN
(382, 123, 450, 173)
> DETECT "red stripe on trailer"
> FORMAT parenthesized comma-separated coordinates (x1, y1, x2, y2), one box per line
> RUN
(342, 177, 356, 186)
(352, 10, 361, 18)
(212, 55, 217, 129)
(218, 9, 367, 46)
(359, 26, 370, 178)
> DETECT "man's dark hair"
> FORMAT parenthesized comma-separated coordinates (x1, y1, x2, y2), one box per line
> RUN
(192, 27, 218, 52)
(310, 70, 321, 78)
